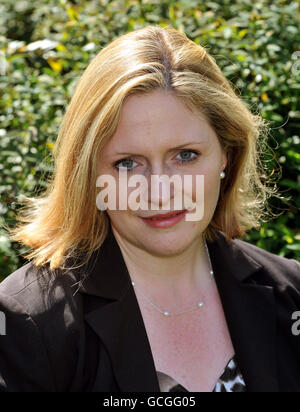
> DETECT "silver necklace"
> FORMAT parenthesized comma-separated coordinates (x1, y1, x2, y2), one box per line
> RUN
(131, 237, 214, 317)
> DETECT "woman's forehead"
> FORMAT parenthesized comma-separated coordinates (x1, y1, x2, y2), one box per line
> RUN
(102, 129, 213, 159)
(118, 90, 206, 125)
(101, 93, 215, 156)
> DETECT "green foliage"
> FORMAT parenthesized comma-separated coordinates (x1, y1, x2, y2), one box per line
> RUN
(0, 0, 299, 277)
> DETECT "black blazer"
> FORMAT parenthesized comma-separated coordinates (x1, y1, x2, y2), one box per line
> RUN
(0, 224, 300, 392)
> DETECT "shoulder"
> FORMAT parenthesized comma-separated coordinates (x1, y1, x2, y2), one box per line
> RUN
(0, 261, 82, 316)
(0, 261, 84, 391)
(230, 235, 300, 289)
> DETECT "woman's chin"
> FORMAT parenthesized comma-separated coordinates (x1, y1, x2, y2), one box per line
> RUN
(138, 235, 194, 257)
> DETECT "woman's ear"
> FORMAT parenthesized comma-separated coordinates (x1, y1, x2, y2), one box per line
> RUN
(222, 149, 228, 171)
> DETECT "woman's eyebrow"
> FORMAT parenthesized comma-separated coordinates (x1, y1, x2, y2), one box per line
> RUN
(114, 141, 207, 156)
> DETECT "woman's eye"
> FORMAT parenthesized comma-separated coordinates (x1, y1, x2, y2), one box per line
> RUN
(176, 150, 199, 163)
(114, 150, 199, 171)
(114, 158, 138, 171)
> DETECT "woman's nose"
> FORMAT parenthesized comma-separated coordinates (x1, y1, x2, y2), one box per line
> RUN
(145, 164, 177, 210)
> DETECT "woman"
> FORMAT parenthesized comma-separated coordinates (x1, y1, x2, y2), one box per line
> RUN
(1, 25, 300, 392)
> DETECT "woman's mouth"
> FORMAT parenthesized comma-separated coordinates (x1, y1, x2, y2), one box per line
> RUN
(140, 210, 188, 228)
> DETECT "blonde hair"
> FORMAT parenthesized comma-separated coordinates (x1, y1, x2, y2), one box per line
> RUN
(8, 25, 282, 270)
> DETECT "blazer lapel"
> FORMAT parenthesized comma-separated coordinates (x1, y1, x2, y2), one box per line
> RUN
(77, 224, 161, 392)
(207, 234, 279, 392)
(77, 224, 278, 392)
(84, 288, 161, 391)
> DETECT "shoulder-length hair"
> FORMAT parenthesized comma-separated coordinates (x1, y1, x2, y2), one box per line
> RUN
(8, 25, 281, 270)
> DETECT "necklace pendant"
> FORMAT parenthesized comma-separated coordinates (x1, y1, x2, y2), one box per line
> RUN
(198, 302, 204, 307)
(163, 311, 169, 316)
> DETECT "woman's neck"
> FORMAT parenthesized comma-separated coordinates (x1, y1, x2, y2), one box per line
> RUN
(111, 227, 213, 302)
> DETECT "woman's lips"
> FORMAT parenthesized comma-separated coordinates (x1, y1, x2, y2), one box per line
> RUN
(140, 210, 188, 228)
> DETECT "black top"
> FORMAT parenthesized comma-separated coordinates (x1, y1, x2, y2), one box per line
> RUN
(0, 224, 300, 392)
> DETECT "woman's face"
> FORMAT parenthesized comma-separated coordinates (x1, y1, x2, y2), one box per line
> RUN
(97, 89, 227, 256)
